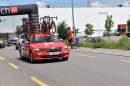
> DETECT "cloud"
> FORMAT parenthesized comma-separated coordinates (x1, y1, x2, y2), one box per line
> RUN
(121, 2, 130, 7)
(91, 1, 109, 7)
(107, 0, 130, 7)
(91, 1, 130, 7)
(35, 1, 47, 8)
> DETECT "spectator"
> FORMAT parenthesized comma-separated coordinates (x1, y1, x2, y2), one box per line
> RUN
(67, 27, 74, 49)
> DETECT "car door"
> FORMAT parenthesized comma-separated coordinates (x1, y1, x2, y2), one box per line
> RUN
(23, 41, 30, 58)
(25, 44, 30, 58)
(22, 43, 27, 57)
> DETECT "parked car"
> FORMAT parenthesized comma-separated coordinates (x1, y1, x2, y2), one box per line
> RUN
(3, 39, 11, 46)
(0, 39, 4, 48)
(10, 39, 16, 45)
(15, 37, 24, 50)
(85, 37, 104, 42)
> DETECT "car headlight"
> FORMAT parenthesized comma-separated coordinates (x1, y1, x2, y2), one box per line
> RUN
(0, 42, 3, 44)
(63, 46, 68, 49)
(34, 48, 43, 52)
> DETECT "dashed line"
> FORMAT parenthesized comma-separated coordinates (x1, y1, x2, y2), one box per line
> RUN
(30, 77, 48, 86)
(121, 60, 130, 63)
(9, 63, 19, 69)
(0, 57, 5, 60)
(77, 54, 96, 58)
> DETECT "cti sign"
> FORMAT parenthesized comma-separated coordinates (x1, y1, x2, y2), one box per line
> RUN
(0, 7, 18, 14)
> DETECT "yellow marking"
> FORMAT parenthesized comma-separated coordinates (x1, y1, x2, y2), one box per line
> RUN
(30, 77, 48, 86)
(121, 60, 130, 62)
(9, 63, 19, 69)
(77, 54, 96, 58)
(88, 56, 96, 58)
(0, 57, 5, 60)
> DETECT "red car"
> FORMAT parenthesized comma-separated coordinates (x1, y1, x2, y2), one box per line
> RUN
(19, 33, 70, 63)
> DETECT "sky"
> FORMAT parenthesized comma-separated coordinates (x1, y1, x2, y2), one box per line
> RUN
(0, 0, 129, 7)
(0, 0, 130, 33)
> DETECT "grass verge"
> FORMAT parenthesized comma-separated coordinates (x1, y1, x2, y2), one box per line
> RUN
(63, 36, 130, 50)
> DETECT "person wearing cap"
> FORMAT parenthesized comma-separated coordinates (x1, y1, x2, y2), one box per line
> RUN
(67, 27, 73, 49)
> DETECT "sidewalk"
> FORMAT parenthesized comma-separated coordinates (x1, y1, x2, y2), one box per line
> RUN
(71, 47, 130, 57)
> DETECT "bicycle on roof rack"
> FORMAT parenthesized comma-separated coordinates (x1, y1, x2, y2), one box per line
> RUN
(40, 16, 57, 34)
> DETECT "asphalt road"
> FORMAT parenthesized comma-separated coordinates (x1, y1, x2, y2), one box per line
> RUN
(0, 46, 130, 86)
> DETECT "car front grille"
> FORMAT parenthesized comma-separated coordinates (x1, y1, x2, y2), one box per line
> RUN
(44, 47, 62, 52)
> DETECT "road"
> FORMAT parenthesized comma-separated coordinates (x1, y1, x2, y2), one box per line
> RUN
(0, 46, 130, 86)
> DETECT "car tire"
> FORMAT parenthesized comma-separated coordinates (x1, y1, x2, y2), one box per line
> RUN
(19, 47, 24, 60)
(30, 52, 35, 63)
(2, 46, 4, 48)
(62, 58, 68, 61)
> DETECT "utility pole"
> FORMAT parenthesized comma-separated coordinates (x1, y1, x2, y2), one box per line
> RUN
(10, 3, 15, 38)
(71, 0, 75, 43)
(87, 0, 91, 7)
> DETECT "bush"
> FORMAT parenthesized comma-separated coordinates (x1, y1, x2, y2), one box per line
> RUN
(63, 40, 69, 45)
(62, 36, 130, 50)
(117, 36, 130, 50)
(57, 21, 68, 40)
(79, 42, 92, 48)
(78, 36, 130, 50)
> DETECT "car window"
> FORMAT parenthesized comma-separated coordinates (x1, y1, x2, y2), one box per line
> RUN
(4, 40, 7, 42)
(32, 35, 59, 43)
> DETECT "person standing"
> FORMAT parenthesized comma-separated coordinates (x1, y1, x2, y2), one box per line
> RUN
(67, 27, 74, 49)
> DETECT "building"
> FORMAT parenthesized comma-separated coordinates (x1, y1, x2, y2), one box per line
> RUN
(0, 7, 130, 38)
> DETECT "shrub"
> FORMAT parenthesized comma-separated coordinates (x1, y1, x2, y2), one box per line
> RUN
(57, 21, 68, 40)
(79, 42, 92, 48)
(117, 36, 130, 50)
(63, 40, 69, 45)
(92, 42, 103, 48)
(63, 36, 130, 50)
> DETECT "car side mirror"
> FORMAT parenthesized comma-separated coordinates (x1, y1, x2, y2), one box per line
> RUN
(59, 39, 63, 42)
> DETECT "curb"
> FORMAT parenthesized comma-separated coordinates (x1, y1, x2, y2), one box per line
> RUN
(71, 49, 130, 57)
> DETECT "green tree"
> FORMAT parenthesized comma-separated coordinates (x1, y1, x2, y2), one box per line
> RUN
(85, 23, 94, 38)
(72, 28, 79, 36)
(57, 21, 68, 40)
(105, 15, 114, 39)
(127, 20, 130, 32)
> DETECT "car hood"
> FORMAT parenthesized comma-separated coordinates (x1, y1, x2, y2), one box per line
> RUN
(30, 42, 67, 48)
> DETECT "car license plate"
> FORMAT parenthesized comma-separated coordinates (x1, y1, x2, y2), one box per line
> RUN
(48, 52, 60, 55)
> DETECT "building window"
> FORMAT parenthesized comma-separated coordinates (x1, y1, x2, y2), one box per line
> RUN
(98, 12, 108, 15)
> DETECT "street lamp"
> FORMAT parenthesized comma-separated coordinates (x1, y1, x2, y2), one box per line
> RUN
(71, 0, 75, 43)
(10, 3, 15, 38)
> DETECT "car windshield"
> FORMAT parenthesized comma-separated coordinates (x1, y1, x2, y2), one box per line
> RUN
(4, 40, 7, 42)
(32, 35, 59, 43)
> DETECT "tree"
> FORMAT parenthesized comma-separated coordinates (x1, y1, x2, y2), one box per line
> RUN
(105, 15, 114, 39)
(57, 21, 68, 40)
(85, 23, 94, 38)
(72, 28, 79, 36)
(127, 20, 130, 32)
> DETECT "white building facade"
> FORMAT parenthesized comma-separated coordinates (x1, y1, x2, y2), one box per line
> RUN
(0, 7, 130, 38)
